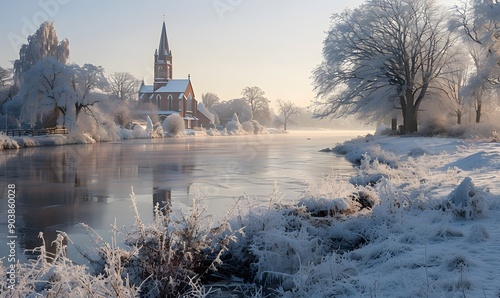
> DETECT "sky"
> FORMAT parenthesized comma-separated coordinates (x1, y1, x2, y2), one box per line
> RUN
(0, 0, 459, 109)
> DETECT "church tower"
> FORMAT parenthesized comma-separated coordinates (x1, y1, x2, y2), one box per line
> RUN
(154, 21, 172, 90)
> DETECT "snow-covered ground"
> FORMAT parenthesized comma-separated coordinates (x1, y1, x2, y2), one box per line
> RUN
(250, 134, 500, 297)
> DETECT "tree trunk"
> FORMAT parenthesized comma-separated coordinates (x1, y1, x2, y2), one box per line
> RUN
(457, 112, 462, 125)
(475, 103, 482, 123)
(402, 92, 418, 134)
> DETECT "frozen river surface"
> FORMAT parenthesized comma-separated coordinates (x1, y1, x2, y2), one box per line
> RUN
(0, 130, 368, 262)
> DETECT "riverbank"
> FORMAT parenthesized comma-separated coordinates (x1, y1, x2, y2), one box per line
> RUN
(321, 134, 500, 296)
(0, 125, 293, 150)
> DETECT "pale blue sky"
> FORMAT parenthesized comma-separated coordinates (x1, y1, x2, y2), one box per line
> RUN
(0, 0, 458, 108)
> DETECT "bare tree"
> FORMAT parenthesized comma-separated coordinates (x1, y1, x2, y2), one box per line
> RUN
(201, 92, 220, 110)
(313, 0, 456, 133)
(109, 72, 140, 102)
(241, 86, 271, 124)
(435, 50, 471, 125)
(277, 99, 300, 130)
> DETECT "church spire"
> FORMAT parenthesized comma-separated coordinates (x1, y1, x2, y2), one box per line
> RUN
(158, 21, 170, 61)
(154, 20, 173, 89)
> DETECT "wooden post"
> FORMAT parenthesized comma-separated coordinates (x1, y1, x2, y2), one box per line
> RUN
(391, 118, 397, 131)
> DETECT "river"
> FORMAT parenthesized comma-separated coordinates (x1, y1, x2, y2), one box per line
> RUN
(0, 130, 369, 264)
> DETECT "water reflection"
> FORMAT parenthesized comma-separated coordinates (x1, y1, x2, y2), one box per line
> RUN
(0, 132, 362, 263)
(153, 188, 172, 215)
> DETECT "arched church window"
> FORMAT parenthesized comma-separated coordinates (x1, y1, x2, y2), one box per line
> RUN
(167, 94, 173, 110)
(187, 94, 193, 112)
(156, 94, 161, 108)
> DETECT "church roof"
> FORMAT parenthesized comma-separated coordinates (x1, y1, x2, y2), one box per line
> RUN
(139, 84, 154, 94)
(158, 21, 170, 60)
(156, 79, 190, 93)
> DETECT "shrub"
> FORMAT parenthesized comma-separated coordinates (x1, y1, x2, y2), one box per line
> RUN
(163, 114, 185, 136)
(225, 113, 244, 135)
(242, 121, 254, 134)
(80, 188, 239, 297)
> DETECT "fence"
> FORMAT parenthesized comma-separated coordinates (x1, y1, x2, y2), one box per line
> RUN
(5, 126, 68, 137)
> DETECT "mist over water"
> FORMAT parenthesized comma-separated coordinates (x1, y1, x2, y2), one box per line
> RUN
(0, 130, 369, 263)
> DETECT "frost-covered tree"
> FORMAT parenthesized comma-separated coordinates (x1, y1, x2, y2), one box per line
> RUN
(69, 63, 108, 119)
(437, 52, 471, 125)
(454, 0, 500, 85)
(13, 21, 69, 85)
(241, 86, 271, 125)
(454, 1, 500, 123)
(201, 92, 220, 109)
(277, 99, 300, 130)
(313, 0, 456, 133)
(19, 57, 108, 130)
(108, 72, 140, 102)
(20, 57, 70, 128)
(210, 98, 252, 124)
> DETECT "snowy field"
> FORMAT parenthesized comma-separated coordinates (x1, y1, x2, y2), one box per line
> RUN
(280, 134, 500, 297)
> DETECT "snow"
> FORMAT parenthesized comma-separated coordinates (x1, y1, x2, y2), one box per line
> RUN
(156, 79, 189, 93)
(139, 84, 153, 93)
(146, 115, 153, 133)
(205, 134, 500, 296)
(197, 102, 215, 123)
(290, 134, 500, 297)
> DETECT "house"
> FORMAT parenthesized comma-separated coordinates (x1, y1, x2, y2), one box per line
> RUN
(138, 21, 212, 128)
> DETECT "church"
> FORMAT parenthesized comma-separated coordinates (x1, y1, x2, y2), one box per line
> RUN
(139, 21, 212, 128)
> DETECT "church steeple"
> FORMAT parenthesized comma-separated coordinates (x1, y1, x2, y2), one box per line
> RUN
(154, 20, 172, 90)
(158, 21, 170, 61)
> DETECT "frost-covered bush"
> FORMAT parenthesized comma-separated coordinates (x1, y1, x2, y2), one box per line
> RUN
(333, 135, 399, 167)
(80, 189, 238, 297)
(75, 107, 121, 142)
(242, 120, 254, 134)
(0, 232, 138, 297)
(240, 120, 266, 134)
(447, 177, 488, 219)
(374, 124, 394, 136)
(206, 128, 221, 136)
(118, 124, 150, 139)
(132, 124, 148, 138)
(163, 114, 185, 137)
(150, 122, 164, 138)
(210, 98, 252, 124)
(0, 133, 19, 149)
(225, 113, 245, 135)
